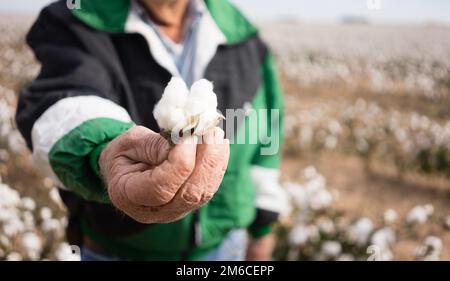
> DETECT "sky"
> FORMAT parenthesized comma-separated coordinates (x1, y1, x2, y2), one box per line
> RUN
(0, 0, 449, 24)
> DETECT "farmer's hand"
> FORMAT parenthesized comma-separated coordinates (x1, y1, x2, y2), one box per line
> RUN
(246, 234, 276, 261)
(99, 125, 229, 224)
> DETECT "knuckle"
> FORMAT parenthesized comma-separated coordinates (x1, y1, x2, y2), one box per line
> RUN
(202, 152, 222, 169)
(145, 134, 169, 163)
(151, 188, 176, 206)
(177, 157, 195, 176)
(181, 185, 202, 203)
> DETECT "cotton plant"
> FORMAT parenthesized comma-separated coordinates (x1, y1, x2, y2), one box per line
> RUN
(369, 227, 396, 261)
(54, 242, 81, 261)
(406, 204, 434, 225)
(414, 236, 443, 261)
(0, 176, 68, 261)
(346, 218, 374, 246)
(153, 77, 224, 141)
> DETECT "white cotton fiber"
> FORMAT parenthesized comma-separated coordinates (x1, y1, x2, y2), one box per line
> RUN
(153, 77, 222, 136)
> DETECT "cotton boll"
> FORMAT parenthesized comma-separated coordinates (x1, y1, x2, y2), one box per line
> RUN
(49, 188, 63, 206)
(3, 219, 25, 237)
(415, 236, 443, 261)
(40, 207, 52, 221)
(371, 227, 396, 251)
(23, 211, 35, 230)
(153, 77, 222, 137)
(383, 209, 398, 224)
(186, 79, 222, 135)
(6, 252, 23, 261)
(318, 218, 336, 236)
(20, 197, 36, 211)
(337, 254, 355, 261)
(55, 242, 81, 261)
(153, 77, 189, 132)
(288, 225, 309, 246)
(321, 241, 342, 259)
(158, 77, 189, 107)
(21, 232, 42, 260)
(347, 217, 374, 246)
(303, 166, 317, 179)
(185, 79, 217, 116)
(423, 204, 434, 216)
(309, 189, 333, 211)
(41, 218, 63, 236)
(406, 205, 430, 225)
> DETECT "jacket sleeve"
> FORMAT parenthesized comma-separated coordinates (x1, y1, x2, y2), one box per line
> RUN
(248, 51, 287, 238)
(15, 6, 133, 203)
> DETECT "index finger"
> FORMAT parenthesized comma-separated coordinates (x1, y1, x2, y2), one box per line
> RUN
(123, 135, 198, 207)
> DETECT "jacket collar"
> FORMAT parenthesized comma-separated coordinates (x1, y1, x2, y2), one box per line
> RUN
(71, 0, 258, 45)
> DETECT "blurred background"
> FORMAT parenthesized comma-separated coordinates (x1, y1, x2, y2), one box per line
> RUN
(0, 0, 449, 261)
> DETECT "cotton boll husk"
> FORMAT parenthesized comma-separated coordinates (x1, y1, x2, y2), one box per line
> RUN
(193, 109, 222, 135)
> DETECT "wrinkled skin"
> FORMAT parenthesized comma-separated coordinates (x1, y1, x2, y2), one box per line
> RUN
(99, 125, 230, 224)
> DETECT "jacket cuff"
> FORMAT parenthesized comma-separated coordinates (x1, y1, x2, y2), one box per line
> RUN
(89, 142, 110, 179)
(248, 208, 279, 238)
(249, 224, 273, 238)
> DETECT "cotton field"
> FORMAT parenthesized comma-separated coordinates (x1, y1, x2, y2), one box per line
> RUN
(1, 16, 450, 260)
(260, 23, 450, 99)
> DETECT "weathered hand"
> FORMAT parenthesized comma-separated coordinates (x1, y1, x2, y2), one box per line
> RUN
(99, 125, 229, 224)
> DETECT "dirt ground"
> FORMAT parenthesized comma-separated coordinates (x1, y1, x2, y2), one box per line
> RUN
(281, 152, 450, 260)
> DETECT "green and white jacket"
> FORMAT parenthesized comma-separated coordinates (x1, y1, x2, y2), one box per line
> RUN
(16, 0, 286, 260)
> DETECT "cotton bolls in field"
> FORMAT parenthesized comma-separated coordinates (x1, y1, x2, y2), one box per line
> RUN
(371, 227, 396, 250)
(153, 77, 223, 138)
(347, 217, 374, 246)
(383, 209, 398, 224)
(406, 204, 434, 225)
(39, 207, 52, 221)
(55, 242, 81, 261)
(320, 241, 342, 259)
(20, 232, 42, 260)
(6, 252, 23, 261)
(369, 227, 396, 261)
(414, 236, 443, 261)
(288, 225, 309, 246)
